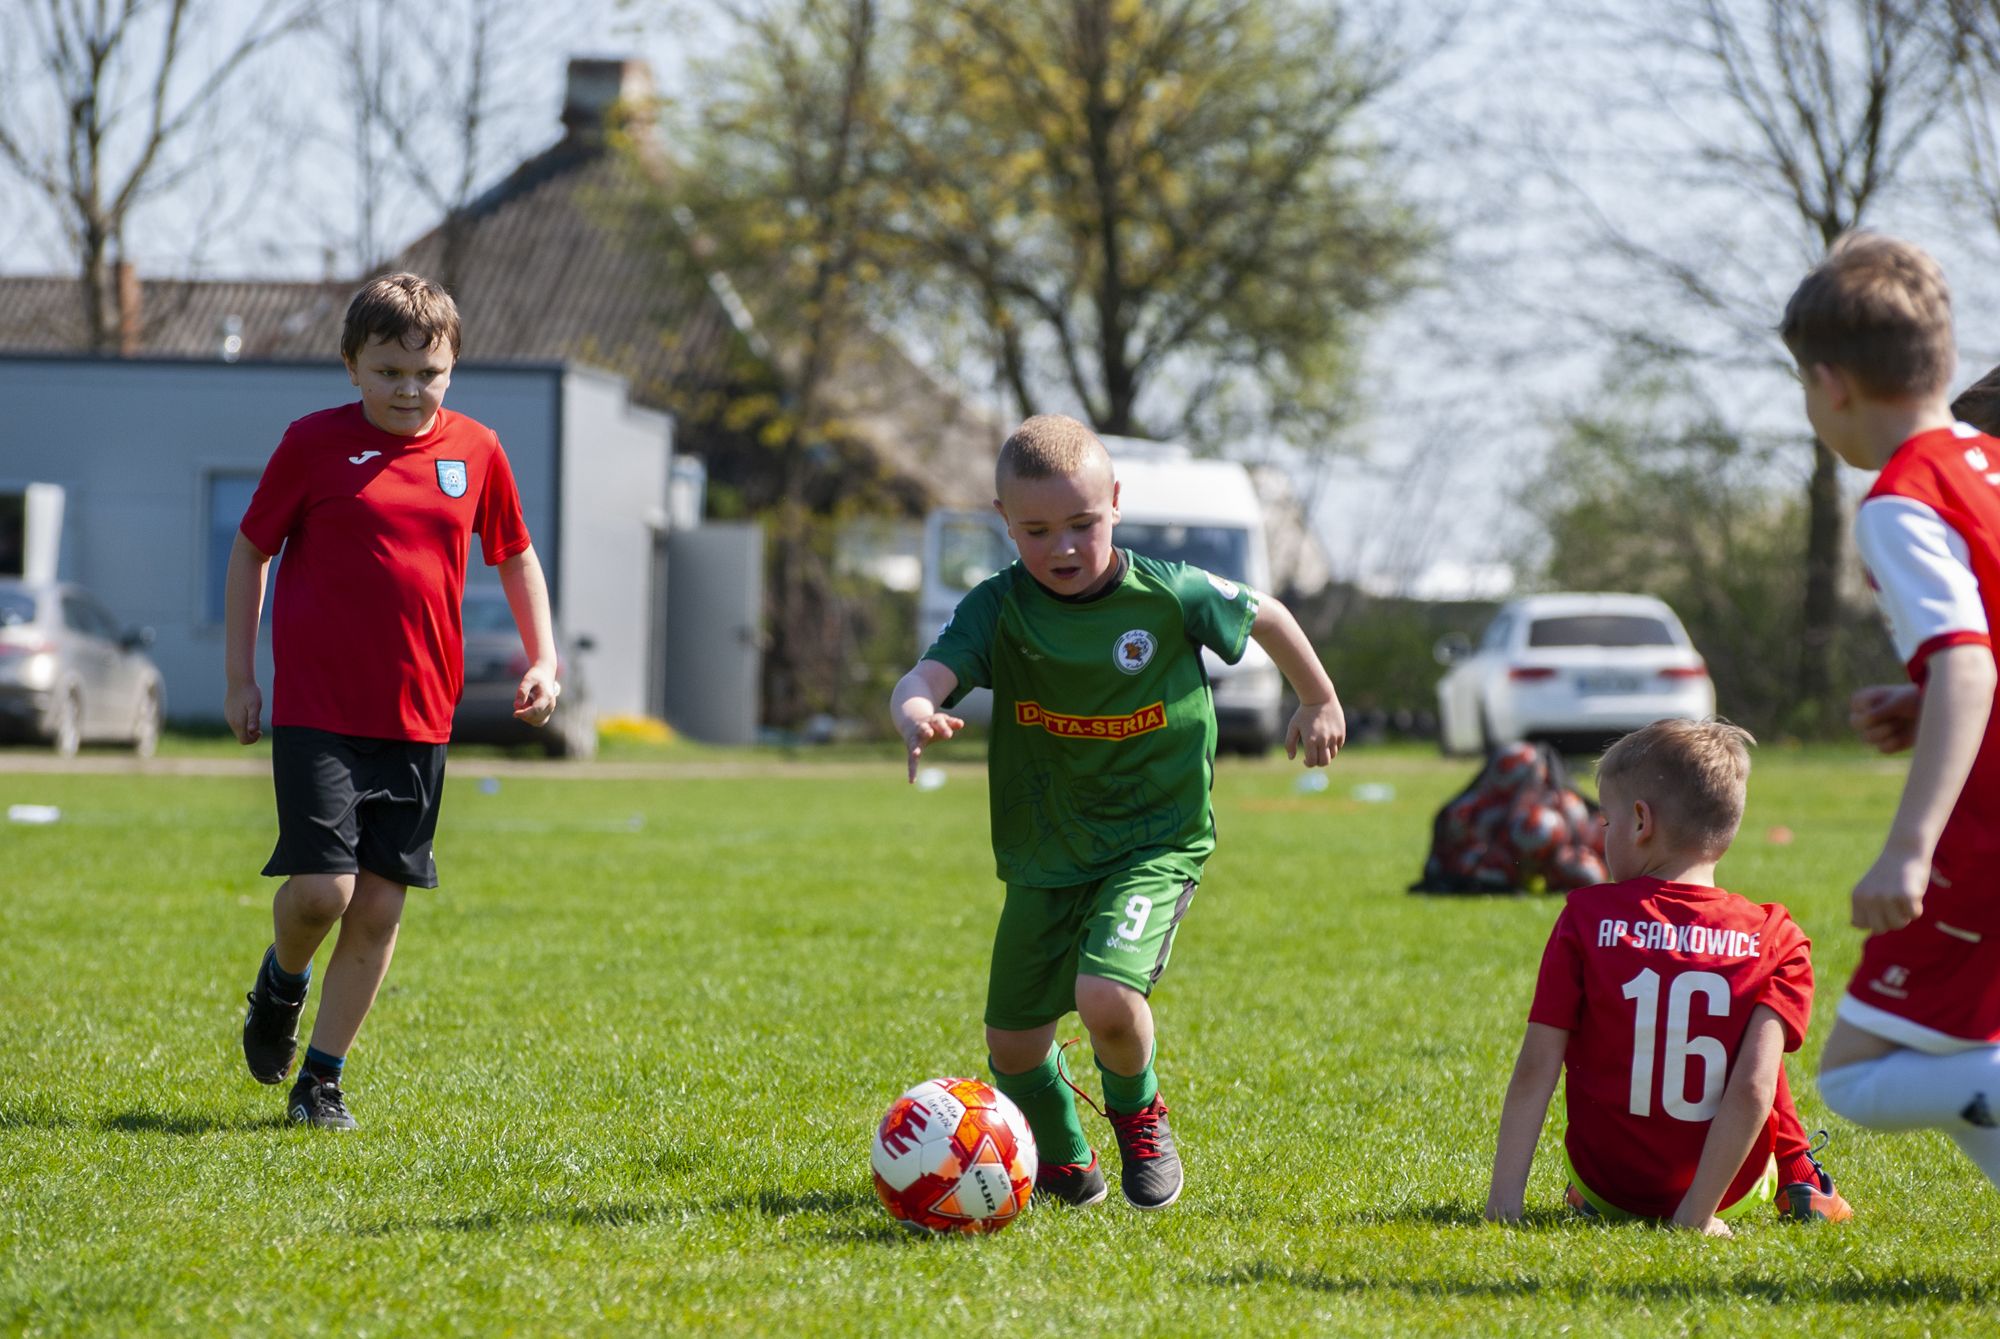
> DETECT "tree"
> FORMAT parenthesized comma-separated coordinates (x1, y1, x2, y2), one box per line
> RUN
(883, 0, 1435, 446)
(0, 0, 312, 350)
(1549, 0, 1965, 729)
(653, 0, 1436, 726)
(1941, 2, 2000, 245)
(640, 0, 899, 729)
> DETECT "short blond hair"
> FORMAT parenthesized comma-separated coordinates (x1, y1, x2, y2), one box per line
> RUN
(996, 414, 1109, 491)
(1952, 363, 2000, 436)
(1779, 233, 1954, 400)
(341, 272, 462, 364)
(1597, 718, 1755, 859)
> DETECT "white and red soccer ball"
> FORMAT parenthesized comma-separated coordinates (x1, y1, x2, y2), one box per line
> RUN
(1507, 799, 1567, 863)
(871, 1077, 1036, 1234)
(1486, 742, 1546, 794)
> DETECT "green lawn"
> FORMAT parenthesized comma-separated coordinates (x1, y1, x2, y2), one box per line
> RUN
(2, 745, 1993, 1337)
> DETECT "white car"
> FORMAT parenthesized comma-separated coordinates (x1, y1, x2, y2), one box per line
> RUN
(1434, 593, 1716, 756)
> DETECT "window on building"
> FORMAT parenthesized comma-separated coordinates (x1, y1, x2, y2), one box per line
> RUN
(0, 492, 23, 578)
(206, 473, 274, 623)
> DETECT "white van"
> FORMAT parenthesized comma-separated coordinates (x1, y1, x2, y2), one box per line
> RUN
(919, 437, 1284, 753)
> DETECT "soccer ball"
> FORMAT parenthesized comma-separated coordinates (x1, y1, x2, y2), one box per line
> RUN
(1548, 843, 1609, 890)
(1556, 790, 1594, 842)
(1508, 800, 1566, 863)
(871, 1077, 1037, 1234)
(1486, 742, 1544, 793)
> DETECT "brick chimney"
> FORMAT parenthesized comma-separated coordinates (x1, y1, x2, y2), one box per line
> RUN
(561, 58, 655, 149)
(116, 260, 142, 356)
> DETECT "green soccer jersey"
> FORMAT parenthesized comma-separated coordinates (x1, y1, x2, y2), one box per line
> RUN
(923, 550, 1262, 887)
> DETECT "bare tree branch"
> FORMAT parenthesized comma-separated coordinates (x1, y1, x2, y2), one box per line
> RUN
(0, 0, 314, 349)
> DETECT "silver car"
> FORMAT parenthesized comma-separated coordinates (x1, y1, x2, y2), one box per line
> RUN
(0, 580, 165, 756)
(450, 588, 598, 759)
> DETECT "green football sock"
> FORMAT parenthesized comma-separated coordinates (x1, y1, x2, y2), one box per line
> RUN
(989, 1050, 1091, 1166)
(1097, 1049, 1159, 1114)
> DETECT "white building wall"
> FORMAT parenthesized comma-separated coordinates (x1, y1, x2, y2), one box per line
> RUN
(556, 369, 671, 718)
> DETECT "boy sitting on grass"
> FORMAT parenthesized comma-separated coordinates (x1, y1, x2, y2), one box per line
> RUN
(1486, 720, 1850, 1234)
(889, 413, 1345, 1211)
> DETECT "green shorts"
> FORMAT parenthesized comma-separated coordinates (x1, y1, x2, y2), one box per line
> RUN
(983, 853, 1200, 1031)
(1562, 1146, 1777, 1223)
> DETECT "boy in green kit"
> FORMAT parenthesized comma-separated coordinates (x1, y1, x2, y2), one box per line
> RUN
(890, 414, 1346, 1210)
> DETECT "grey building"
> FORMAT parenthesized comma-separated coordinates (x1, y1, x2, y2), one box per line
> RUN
(0, 353, 672, 723)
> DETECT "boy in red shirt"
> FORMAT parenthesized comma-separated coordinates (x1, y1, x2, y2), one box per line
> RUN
(1780, 235, 2000, 1187)
(224, 274, 560, 1129)
(1486, 719, 1851, 1234)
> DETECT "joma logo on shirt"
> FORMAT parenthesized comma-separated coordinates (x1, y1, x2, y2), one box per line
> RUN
(1015, 700, 1167, 741)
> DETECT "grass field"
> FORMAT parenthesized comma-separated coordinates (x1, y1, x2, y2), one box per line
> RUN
(2, 743, 1995, 1336)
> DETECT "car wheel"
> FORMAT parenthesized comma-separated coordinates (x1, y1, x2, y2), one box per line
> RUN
(51, 687, 82, 758)
(131, 686, 162, 758)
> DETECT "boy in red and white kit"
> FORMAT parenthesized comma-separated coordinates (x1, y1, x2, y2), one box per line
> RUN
(1486, 720, 1851, 1234)
(1780, 235, 2000, 1186)
(225, 274, 559, 1129)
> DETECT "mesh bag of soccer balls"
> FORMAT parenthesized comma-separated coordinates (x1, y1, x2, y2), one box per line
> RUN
(1410, 741, 1608, 894)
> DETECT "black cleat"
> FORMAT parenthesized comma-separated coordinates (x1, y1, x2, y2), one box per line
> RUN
(1035, 1152, 1110, 1207)
(287, 1072, 357, 1130)
(242, 949, 305, 1085)
(1108, 1096, 1183, 1210)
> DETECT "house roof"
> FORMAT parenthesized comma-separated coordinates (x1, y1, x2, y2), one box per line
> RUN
(0, 274, 348, 361)
(386, 138, 744, 397)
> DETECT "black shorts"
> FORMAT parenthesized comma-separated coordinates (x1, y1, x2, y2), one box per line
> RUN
(263, 726, 448, 888)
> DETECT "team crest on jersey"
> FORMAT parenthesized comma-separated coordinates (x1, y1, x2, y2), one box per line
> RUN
(435, 459, 468, 498)
(1113, 629, 1156, 674)
(1206, 572, 1241, 601)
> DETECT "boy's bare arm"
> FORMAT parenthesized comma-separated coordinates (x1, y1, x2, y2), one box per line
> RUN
(1853, 644, 1997, 932)
(222, 531, 271, 745)
(1671, 1006, 1786, 1237)
(497, 545, 560, 727)
(1249, 595, 1345, 766)
(1486, 1022, 1567, 1222)
(890, 659, 963, 783)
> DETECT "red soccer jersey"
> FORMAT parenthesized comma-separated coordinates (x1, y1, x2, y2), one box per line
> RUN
(1855, 423, 2000, 871)
(1844, 423, 2000, 1043)
(1529, 878, 1814, 1220)
(239, 403, 532, 742)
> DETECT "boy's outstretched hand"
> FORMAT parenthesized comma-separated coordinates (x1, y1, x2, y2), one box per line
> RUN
(1850, 683, 1919, 753)
(1285, 699, 1346, 767)
(891, 660, 964, 783)
(901, 710, 966, 782)
(514, 666, 560, 726)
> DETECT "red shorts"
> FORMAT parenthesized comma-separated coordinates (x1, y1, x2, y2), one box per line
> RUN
(1843, 855, 2000, 1047)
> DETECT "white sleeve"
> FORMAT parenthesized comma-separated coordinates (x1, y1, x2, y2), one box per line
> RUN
(1854, 495, 1988, 666)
